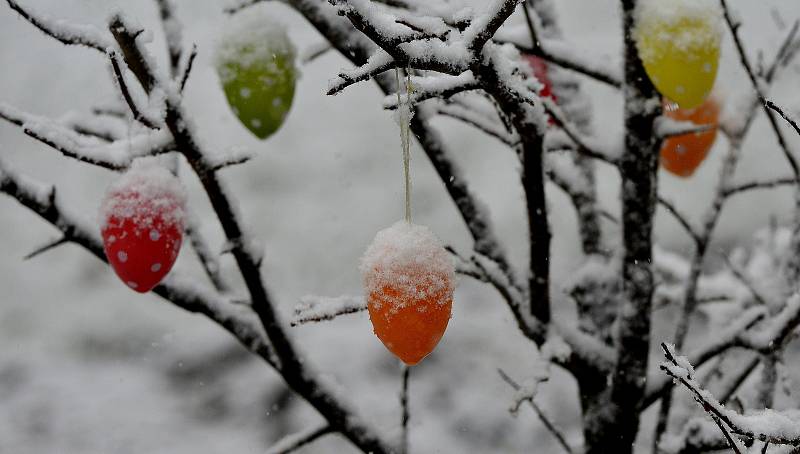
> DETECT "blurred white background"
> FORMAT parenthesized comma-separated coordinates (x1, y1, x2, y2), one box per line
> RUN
(1, 0, 800, 452)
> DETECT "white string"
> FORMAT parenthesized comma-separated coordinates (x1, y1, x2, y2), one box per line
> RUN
(395, 68, 413, 222)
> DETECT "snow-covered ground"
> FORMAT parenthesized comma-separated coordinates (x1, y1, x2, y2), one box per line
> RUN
(1, 0, 800, 452)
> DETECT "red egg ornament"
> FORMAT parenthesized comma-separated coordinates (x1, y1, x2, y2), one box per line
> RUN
(100, 159, 187, 293)
(523, 54, 557, 125)
(360, 221, 455, 365)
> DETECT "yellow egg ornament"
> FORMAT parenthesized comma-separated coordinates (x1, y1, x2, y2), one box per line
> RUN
(634, 0, 721, 109)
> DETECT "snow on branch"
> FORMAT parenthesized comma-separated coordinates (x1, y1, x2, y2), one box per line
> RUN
(659, 417, 730, 454)
(661, 343, 800, 448)
(382, 71, 480, 108)
(58, 111, 129, 142)
(0, 102, 173, 170)
(720, 0, 800, 180)
(461, 0, 521, 53)
(4, 0, 114, 52)
(643, 306, 766, 409)
(655, 116, 715, 140)
(327, 50, 395, 95)
(108, 50, 162, 129)
(291, 295, 367, 326)
(179, 43, 198, 92)
(495, 27, 622, 88)
(330, 0, 437, 47)
(763, 98, 800, 138)
(330, 0, 469, 74)
(497, 368, 573, 454)
(433, 99, 519, 146)
(737, 294, 800, 352)
(541, 98, 619, 164)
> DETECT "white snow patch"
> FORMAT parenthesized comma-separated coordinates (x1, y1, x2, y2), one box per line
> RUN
(99, 157, 187, 232)
(360, 221, 455, 312)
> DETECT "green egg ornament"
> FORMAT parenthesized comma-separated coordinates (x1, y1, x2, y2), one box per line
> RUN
(215, 11, 297, 139)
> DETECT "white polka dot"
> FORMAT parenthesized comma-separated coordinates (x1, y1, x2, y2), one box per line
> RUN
(702, 62, 712, 73)
(676, 144, 687, 155)
(675, 85, 685, 94)
(149, 229, 160, 241)
(108, 235, 116, 243)
(239, 87, 252, 99)
(272, 97, 283, 107)
(151, 263, 162, 272)
(117, 251, 128, 262)
(251, 118, 262, 128)
(127, 281, 138, 289)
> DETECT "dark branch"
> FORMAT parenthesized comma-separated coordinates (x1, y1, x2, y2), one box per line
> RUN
(108, 51, 160, 129)
(498, 368, 573, 454)
(23, 236, 69, 260)
(400, 365, 411, 454)
(4, 0, 110, 52)
(763, 98, 800, 137)
(265, 424, 333, 454)
(179, 44, 198, 93)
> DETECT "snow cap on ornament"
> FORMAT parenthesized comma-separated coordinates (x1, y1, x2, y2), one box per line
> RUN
(360, 221, 455, 365)
(634, 0, 722, 109)
(100, 158, 187, 293)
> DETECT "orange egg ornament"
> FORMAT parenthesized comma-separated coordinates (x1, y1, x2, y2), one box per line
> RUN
(660, 97, 720, 177)
(360, 221, 455, 365)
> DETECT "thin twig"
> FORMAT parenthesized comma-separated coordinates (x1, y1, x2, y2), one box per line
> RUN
(497, 369, 573, 454)
(720, 0, 800, 181)
(23, 236, 69, 260)
(179, 44, 198, 92)
(658, 196, 702, 245)
(400, 365, 411, 454)
(763, 98, 800, 137)
(722, 255, 769, 306)
(265, 424, 333, 454)
(108, 51, 160, 129)
(4, 0, 111, 51)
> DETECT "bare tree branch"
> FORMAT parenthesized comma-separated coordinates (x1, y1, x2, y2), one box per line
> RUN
(179, 44, 198, 92)
(108, 50, 161, 129)
(4, 0, 112, 51)
(400, 365, 411, 454)
(0, 102, 173, 170)
(498, 368, 573, 454)
(291, 295, 367, 326)
(23, 235, 69, 261)
(107, 14, 396, 453)
(265, 424, 333, 454)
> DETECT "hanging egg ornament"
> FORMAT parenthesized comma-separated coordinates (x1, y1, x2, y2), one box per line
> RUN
(524, 55, 556, 102)
(360, 221, 455, 365)
(100, 159, 187, 293)
(634, 0, 721, 109)
(660, 97, 720, 177)
(523, 54, 557, 125)
(215, 10, 297, 139)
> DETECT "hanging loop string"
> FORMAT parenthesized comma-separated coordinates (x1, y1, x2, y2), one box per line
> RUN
(395, 67, 413, 223)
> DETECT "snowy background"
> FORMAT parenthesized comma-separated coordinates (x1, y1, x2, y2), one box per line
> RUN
(1, 0, 800, 452)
